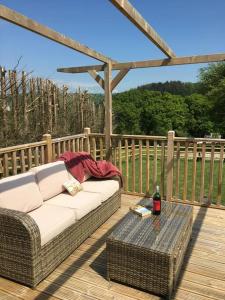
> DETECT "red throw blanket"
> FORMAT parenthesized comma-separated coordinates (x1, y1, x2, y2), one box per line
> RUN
(58, 151, 122, 184)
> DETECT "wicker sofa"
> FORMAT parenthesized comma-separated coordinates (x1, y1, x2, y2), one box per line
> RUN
(0, 161, 121, 287)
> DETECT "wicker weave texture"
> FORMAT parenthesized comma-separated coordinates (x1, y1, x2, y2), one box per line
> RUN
(0, 190, 121, 287)
(107, 241, 173, 296)
(107, 200, 193, 299)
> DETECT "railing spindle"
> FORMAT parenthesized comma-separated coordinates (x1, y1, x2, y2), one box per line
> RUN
(52, 144, 56, 160)
(76, 139, 79, 152)
(132, 139, 136, 193)
(57, 142, 61, 158)
(217, 144, 224, 206)
(62, 141, 66, 153)
(125, 139, 129, 192)
(80, 138, 84, 152)
(66, 140, 70, 152)
(92, 137, 96, 160)
(28, 148, 32, 169)
(3, 153, 9, 177)
(199, 142, 206, 203)
(182, 142, 189, 202)
(146, 140, 150, 196)
(161, 141, 165, 199)
(175, 142, 180, 201)
(12, 151, 17, 175)
(153, 140, 157, 191)
(20, 149, 26, 173)
(100, 138, 104, 160)
(112, 143, 116, 166)
(72, 139, 75, 152)
(139, 140, 142, 194)
(118, 139, 122, 171)
(191, 142, 197, 203)
(34, 147, 39, 166)
(41, 146, 45, 164)
(208, 143, 215, 204)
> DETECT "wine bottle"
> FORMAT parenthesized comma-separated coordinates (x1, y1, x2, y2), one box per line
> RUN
(153, 185, 161, 215)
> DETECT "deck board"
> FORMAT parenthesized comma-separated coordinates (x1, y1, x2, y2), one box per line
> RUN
(1, 194, 225, 300)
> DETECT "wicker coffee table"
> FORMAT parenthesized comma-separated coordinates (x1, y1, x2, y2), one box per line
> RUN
(106, 199, 193, 299)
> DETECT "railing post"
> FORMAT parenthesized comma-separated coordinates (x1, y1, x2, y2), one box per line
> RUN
(42, 134, 53, 163)
(166, 131, 175, 201)
(84, 127, 91, 153)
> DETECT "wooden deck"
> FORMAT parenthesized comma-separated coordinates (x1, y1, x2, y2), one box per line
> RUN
(1, 194, 225, 300)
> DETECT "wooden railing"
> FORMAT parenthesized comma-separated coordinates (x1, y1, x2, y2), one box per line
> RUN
(173, 137, 225, 208)
(0, 133, 86, 178)
(52, 134, 86, 160)
(1, 128, 224, 209)
(88, 133, 167, 196)
(88, 131, 225, 209)
(110, 134, 167, 198)
(88, 133, 106, 161)
(0, 141, 47, 178)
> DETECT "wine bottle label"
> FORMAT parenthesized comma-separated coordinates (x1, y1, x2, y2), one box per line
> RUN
(154, 201, 161, 211)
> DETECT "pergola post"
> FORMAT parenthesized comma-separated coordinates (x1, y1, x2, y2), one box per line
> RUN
(104, 62, 112, 161)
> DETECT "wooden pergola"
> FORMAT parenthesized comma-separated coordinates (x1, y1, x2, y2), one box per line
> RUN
(1, 0, 225, 158)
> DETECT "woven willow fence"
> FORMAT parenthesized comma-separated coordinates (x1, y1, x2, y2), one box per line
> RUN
(0, 68, 104, 147)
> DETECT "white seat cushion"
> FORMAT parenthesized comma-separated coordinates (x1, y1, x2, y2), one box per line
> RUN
(81, 179, 120, 202)
(28, 204, 75, 246)
(0, 172, 43, 213)
(46, 191, 102, 220)
(31, 161, 70, 201)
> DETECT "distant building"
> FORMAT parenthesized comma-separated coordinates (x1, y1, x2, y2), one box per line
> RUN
(204, 133, 221, 139)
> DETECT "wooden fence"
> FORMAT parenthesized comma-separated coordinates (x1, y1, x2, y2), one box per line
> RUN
(0, 133, 86, 177)
(0, 68, 104, 147)
(1, 129, 225, 209)
(88, 131, 225, 209)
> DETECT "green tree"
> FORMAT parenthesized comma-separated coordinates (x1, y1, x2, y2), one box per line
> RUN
(199, 62, 225, 93)
(140, 92, 188, 136)
(207, 79, 225, 134)
(185, 94, 213, 137)
(199, 62, 225, 136)
(113, 90, 143, 134)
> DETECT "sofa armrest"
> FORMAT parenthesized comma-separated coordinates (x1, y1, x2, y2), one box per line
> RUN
(0, 207, 41, 257)
(0, 207, 42, 286)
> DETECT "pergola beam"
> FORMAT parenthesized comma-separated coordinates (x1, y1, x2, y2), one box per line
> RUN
(58, 65, 105, 74)
(0, 5, 114, 63)
(113, 53, 225, 70)
(109, 0, 175, 58)
(57, 53, 225, 74)
(88, 70, 105, 90)
(111, 69, 130, 91)
(88, 69, 130, 91)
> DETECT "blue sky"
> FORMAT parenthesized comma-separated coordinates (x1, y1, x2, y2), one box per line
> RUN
(1, 0, 225, 92)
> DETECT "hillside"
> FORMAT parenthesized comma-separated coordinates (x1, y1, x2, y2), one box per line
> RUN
(137, 80, 202, 96)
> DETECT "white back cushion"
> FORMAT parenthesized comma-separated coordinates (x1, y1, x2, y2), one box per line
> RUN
(31, 161, 70, 201)
(0, 172, 43, 212)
